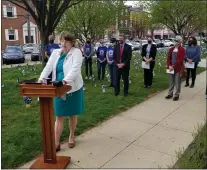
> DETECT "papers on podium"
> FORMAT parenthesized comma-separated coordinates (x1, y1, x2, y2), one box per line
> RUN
(142, 61, 150, 69)
(166, 69, 174, 74)
(185, 62, 195, 69)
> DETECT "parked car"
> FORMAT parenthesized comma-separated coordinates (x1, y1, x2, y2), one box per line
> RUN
(154, 39, 165, 48)
(163, 40, 174, 47)
(130, 41, 141, 51)
(2, 45, 25, 64)
(125, 40, 133, 46)
(31, 45, 41, 61)
(22, 43, 36, 53)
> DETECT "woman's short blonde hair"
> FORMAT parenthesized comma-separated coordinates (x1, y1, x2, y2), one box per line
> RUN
(60, 31, 76, 45)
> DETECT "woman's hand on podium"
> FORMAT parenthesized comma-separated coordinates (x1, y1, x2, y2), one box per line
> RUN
(37, 79, 43, 83)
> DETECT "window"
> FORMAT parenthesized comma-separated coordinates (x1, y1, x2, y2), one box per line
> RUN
(125, 20, 128, 27)
(120, 20, 124, 27)
(8, 30, 15, 40)
(5, 29, 18, 41)
(6, 6, 13, 17)
(3, 5, 17, 18)
(125, 9, 128, 14)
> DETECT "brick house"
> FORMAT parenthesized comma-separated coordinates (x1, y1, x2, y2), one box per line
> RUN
(118, 6, 130, 37)
(1, 1, 40, 50)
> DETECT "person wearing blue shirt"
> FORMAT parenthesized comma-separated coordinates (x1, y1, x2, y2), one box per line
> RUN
(83, 39, 94, 80)
(96, 39, 107, 81)
(45, 35, 60, 59)
(44, 35, 60, 80)
(184, 36, 201, 88)
(107, 38, 116, 87)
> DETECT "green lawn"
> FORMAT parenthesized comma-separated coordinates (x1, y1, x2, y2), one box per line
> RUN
(173, 123, 207, 168)
(1, 52, 205, 168)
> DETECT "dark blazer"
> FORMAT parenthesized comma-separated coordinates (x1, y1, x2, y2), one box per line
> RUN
(167, 46, 185, 73)
(141, 44, 157, 61)
(113, 42, 132, 69)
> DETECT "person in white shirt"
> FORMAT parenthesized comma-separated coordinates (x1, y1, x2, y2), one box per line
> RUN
(38, 31, 84, 151)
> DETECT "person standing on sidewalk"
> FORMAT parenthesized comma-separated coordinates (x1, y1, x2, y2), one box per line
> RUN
(96, 39, 107, 81)
(107, 38, 116, 87)
(141, 37, 157, 88)
(165, 36, 185, 101)
(83, 38, 94, 80)
(113, 34, 132, 96)
(184, 36, 201, 88)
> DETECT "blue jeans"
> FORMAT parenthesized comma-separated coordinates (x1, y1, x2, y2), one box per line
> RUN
(97, 61, 107, 80)
(108, 64, 116, 87)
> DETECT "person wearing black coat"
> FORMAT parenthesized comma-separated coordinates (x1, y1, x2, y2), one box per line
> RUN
(141, 37, 157, 88)
(113, 34, 132, 96)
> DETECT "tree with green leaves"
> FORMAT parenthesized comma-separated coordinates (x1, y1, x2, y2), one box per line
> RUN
(150, 0, 206, 42)
(57, 1, 123, 42)
(7, 0, 82, 66)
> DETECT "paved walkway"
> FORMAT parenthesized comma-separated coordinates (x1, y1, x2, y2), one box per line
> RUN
(20, 71, 206, 169)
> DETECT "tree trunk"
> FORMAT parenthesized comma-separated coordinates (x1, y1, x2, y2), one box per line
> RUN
(40, 29, 50, 68)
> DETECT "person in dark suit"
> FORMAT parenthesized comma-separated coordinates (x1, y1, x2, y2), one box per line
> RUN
(141, 37, 157, 88)
(113, 34, 132, 96)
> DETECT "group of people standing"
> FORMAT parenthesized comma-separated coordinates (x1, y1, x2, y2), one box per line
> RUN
(39, 32, 201, 152)
(83, 35, 201, 99)
(83, 34, 132, 96)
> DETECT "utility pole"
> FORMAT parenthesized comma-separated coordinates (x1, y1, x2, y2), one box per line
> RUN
(26, 13, 31, 43)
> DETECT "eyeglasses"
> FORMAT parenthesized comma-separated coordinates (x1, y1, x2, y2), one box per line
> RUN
(60, 39, 70, 43)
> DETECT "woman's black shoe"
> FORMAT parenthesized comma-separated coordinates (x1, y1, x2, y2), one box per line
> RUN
(190, 84, 194, 88)
(185, 83, 189, 87)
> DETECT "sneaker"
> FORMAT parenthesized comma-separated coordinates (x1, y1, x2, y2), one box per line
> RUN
(89, 76, 92, 80)
(185, 83, 189, 87)
(85, 76, 88, 80)
(165, 95, 173, 99)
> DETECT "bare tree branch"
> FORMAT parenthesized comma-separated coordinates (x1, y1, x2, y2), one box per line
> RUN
(68, 0, 83, 8)
(21, 0, 38, 22)
(7, 0, 27, 11)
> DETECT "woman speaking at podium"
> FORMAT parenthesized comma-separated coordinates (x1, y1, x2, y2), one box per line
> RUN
(38, 31, 84, 151)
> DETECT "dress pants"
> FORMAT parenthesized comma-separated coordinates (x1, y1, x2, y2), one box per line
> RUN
(186, 62, 198, 85)
(115, 66, 129, 95)
(168, 73, 181, 97)
(144, 62, 155, 86)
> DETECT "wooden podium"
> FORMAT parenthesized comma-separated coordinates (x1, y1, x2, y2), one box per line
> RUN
(20, 83, 71, 169)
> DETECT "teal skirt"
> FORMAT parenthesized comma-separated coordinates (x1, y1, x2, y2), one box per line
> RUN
(53, 87, 84, 116)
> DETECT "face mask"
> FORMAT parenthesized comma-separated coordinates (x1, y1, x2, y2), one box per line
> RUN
(148, 40, 152, 44)
(50, 40, 54, 44)
(119, 40, 124, 44)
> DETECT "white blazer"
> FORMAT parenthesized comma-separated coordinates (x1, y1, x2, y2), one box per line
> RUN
(39, 47, 83, 93)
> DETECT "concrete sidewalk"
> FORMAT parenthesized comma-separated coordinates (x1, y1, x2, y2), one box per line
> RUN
(21, 71, 206, 169)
